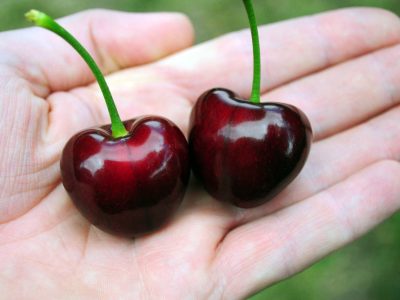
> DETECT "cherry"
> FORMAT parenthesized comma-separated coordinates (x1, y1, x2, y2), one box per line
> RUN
(61, 117, 189, 236)
(189, 88, 311, 208)
(26, 10, 190, 237)
(188, 0, 312, 208)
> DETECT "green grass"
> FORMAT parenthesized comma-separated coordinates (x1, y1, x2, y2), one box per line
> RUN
(1, 0, 399, 299)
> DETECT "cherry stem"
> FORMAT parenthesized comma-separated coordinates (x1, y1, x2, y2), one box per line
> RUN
(243, 0, 261, 103)
(25, 10, 128, 138)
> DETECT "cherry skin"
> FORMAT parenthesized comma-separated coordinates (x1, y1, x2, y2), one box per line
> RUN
(26, 10, 191, 237)
(61, 116, 190, 237)
(189, 88, 312, 208)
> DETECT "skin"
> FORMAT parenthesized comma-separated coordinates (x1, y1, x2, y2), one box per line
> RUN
(0, 8, 400, 299)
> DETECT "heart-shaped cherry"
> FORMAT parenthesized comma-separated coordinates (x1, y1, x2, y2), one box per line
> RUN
(189, 88, 311, 208)
(61, 117, 189, 236)
(26, 10, 190, 237)
(188, 0, 312, 208)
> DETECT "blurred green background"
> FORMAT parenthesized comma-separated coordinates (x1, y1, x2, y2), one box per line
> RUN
(1, 0, 400, 42)
(1, 0, 399, 299)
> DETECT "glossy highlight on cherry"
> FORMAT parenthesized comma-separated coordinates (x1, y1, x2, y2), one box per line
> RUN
(26, 10, 190, 237)
(189, 88, 312, 208)
(188, 0, 312, 208)
(61, 117, 190, 236)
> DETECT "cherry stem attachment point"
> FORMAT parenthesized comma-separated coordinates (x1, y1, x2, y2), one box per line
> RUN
(25, 9, 128, 138)
(243, 0, 261, 104)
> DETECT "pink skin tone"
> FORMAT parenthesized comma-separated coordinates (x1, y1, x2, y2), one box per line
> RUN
(1, 8, 400, 299)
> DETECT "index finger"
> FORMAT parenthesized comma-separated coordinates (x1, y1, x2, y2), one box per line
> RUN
(0, 10, 194, 96)
(158, 8, 400, 101)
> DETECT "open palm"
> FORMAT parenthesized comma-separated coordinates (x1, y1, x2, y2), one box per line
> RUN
(1, 8, 400, 299)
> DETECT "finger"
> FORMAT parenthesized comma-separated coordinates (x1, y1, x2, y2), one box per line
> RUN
(232, 43, 400, 224)
(0, 9, 194, 96)
(57, 7, 400, 137)
(157, 8, 400, 101)
(44, 78, 193, 144)
(234, 105, 400, 224)
(264, 43, 400, 141)
(214, 160, 400, 299)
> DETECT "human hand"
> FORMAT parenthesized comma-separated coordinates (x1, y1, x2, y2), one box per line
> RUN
(1, 8, 400, 299)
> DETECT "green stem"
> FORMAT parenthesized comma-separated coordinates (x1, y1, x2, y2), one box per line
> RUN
(25, 10, 128, 138)
(243, 0, 261, 103)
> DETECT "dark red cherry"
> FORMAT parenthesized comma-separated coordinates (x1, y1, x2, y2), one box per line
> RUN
(189, 88, 312, 208)
(61, 117, 190, 237)
(26, 11, 191, 237)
